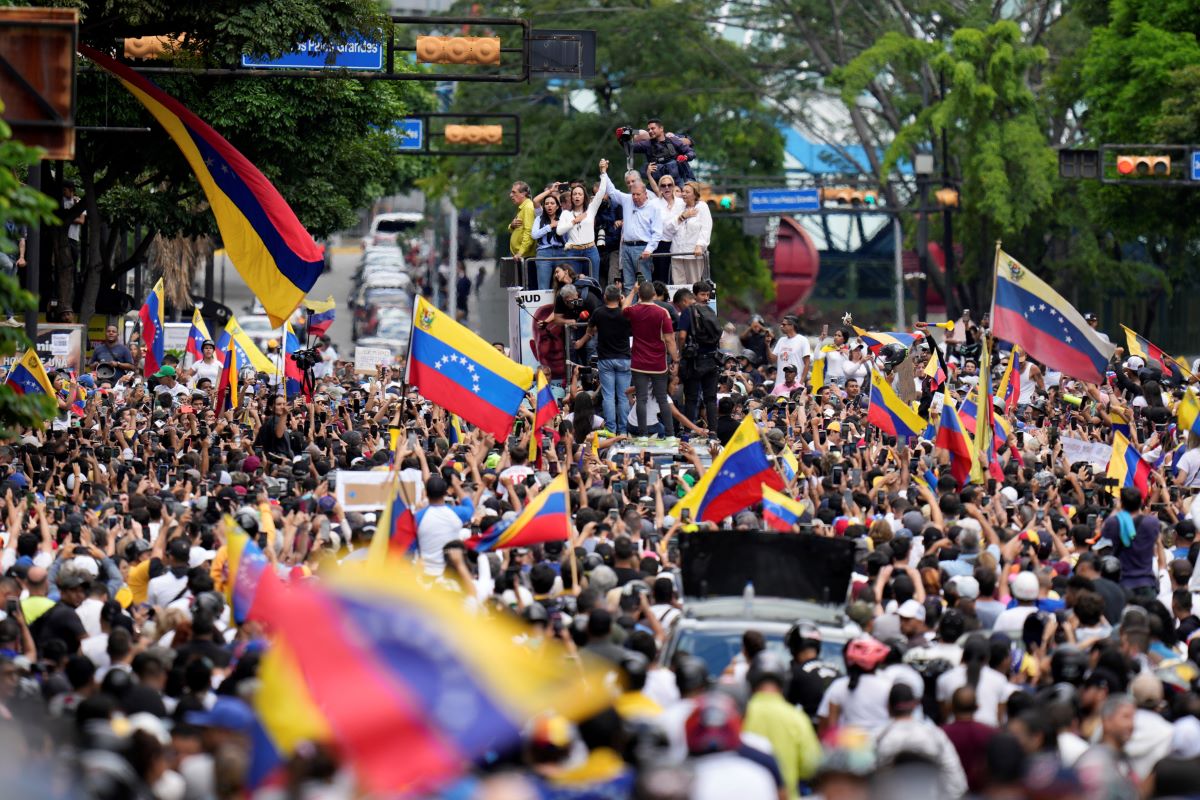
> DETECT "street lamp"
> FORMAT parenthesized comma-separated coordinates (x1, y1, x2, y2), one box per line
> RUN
(914, 153, 934, 322)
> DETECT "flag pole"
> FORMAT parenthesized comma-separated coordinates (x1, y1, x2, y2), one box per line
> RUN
(989, 240, 1001, 329)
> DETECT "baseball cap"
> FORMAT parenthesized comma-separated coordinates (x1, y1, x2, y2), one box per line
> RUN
(1011, 571, 1039, 601)
(897, 599, 925, 622)
(152, 365, 176, 378)
(124, 538, 151, 560)
(1124, 356, 1145, 371)
(948, 575, 980, 600)
(185, 696, 256, 732)
(1131, 673, 1163, 708)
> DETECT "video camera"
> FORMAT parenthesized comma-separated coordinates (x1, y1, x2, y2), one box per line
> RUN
(614, 125, 634, 144)
(291, 347, 321, 371)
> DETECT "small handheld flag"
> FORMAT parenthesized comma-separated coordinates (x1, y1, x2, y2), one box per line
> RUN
(367, 478, 418, 564)
(867, 369, 928, 441)
(761, 485, 807, 532)
(1107, 432, 1152, 499)
(139, 278, 166, 378)
(466, 472, 570, 552)
(186, 308, 212, 363)
(304, 296, 336, 337)
(674, 415, 784, 523)
(935, 390, 976, 489)
(6, 348, 55, 398)
(852, 325, 922, 354)
(529, 371, 559, 468)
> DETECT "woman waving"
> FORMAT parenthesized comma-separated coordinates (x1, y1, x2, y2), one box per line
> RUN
(556, 181, 606, 284)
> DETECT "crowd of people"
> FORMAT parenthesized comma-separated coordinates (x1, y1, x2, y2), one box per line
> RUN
(509, 128, 711, 290)
(3, 188, 1200, 798)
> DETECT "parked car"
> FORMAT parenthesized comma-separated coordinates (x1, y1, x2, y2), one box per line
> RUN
(362, 212, 423, 249)
(237, 314, 284, 355)
(658, 596, 858, 679)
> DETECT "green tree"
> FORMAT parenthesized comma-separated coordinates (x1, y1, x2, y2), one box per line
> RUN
(27, 0, 435, 323)
(428, 0, 784, 303)
(836, 21, 1058, 307)
(0, 112, 63, 435)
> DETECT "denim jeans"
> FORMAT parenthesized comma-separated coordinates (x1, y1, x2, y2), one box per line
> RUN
(633, 370, 674, 437)
(571, 245, 601, 284)
(620, 243, 651, 287)
(598, 358, 631, 434)
(535, 247, 565, 289)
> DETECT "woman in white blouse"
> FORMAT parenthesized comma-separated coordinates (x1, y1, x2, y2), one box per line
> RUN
(556, 182, 607, 284)
(666, 181, 712, 284)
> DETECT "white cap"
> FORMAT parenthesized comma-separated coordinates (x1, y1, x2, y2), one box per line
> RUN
(949, 575, 980, 600)
(188, 547, 217, 568)
(1124, 356, 1145, 370)
(71, 555, 99, 577)
(1000, 486, 1020, 505)
(1011, 571, 1039, 601)
(897, 598, 926, 622)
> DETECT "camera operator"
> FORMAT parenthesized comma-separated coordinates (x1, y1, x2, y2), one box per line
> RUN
(677, 281, 721, 431)
(626, 118, 696, 185)
(541, 265, 603, 373)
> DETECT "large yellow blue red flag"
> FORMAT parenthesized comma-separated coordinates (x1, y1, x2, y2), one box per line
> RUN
(991, 249, 1115, 383)
(466, 472, 570, 552)
(407, 295, 534, 439)
(1177, 390, 1200, 439)
(1107, 432, 1151, 499)
(935, 389, 977, 489)
(252, 559, 613, 795)
(5, 348, 54, 397)
(852, 325, 922, 354)
(867, 368, 928, 441)
(80, 46, 323, 328)
(139, 278, 165, 378)
(675, 415, 784, 523)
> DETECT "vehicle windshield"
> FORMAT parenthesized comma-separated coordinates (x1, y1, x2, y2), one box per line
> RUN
(674, 628, 845, 678)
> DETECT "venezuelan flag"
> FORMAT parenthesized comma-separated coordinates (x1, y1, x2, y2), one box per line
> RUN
(216, 341, 241, 413)
(447, 414, 464, 446)
(1110, 407, 1132, 440)
(186, 308, 211, 363)
(1122, 324, 1192, 383)
(304, 295, 336, 337)
(139, 278, 166, 378)
(935, 391, 976, 489)
(996, 347, 1021, 413)
(283, 323, 304, 398)
(761, 485, 807, 531)
(992, 250, 1115, 384)
(1108, 432, 1152, 499)
(1177, 390, 1200, 439)
(924, 344, 949, 391)
(225, 517, 278, 624)
(969, 337, 1004, 483)
(467, 472, 570, 551)
(5, 348, 54, 397)
(253, 559, 613, 795)
(216, 315, 279, 375)
(779, 446, 799, 483)
(960, 396, 1010, 453)
(852, 325, 922, 354)
(81, 47, 323, 328)
(366, 477, 418, 564)
(867, 368, 928, 441)
(529, 371, 558, 467)
(675, 415, 784, 523)
(408, 295, 534, 440)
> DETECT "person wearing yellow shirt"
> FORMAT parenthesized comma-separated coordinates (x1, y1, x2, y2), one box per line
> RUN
(742, 652, 822, 800)
(508, 181, 536, 284)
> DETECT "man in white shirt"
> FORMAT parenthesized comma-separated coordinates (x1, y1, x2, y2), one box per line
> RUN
(151, 366, 189, 406)
(415, 476, 473, 576)
(188, 340, 222, 388)
(147, 538, 192, 608)
(598, 160, 664, 287)
(768, 315, 812, 385)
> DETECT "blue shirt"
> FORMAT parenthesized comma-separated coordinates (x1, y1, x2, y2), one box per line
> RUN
(601, 173, 662, 254)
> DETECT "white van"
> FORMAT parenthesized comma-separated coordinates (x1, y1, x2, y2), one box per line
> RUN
(362, 211, 423, 249)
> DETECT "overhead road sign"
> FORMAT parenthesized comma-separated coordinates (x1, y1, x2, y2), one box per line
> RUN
(393, 118, 423, 151)
(747, 187, 820, 215)
(242, 36, 384, 71)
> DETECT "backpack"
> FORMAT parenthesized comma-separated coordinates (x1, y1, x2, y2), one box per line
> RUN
(574, 275, 602, 304)
(690, 303, 721, 347)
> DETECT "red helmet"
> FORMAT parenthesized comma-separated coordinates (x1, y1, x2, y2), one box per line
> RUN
(844, 636, 890, 672)
(684, 692, 742, 755)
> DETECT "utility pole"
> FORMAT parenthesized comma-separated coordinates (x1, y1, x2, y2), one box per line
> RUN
(941, 122, 956, 319)
(914, 154, 934, 322)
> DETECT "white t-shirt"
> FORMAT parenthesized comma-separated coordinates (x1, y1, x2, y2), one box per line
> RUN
(689, 752, 778, 800)
(416, 505, 468, 576)
(992, 605, 1038, 640)
(772, 334, 812, 376)
(1176, 447, 1200, 487)
(818, 672, 894, 734)
(189, 358, 222, 389)
(153, 381, 190, 405)
(77, 597, 104, 638)
(147, 569, 189, 608)
(82, 632, 110, 670)
(935, 665, 1010, 726)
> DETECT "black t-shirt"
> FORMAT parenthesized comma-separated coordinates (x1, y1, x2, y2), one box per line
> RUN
(33, 602, 85, 655)
(654, 300, 679, 329)
(679, 305, 718, 355)
(174, 638, 232, 669)
(255, 416, 294, 459)
(716, 414, 739, 445)
(555, 288, 602, 341)
(613, 566, 641, 587)
(589, 305, 632, 360)
(1094, 577, 1128, 624)
(787, 659, 838, 720)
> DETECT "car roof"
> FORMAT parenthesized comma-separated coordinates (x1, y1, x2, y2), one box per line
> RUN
(682, 596, 851, 627)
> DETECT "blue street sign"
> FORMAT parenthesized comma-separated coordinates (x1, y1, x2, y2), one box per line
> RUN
(241, 36, 383, 71)
(747, 187, 820, 215)
(394, 119, 424, 151)
(1191, 151, 1200, 182)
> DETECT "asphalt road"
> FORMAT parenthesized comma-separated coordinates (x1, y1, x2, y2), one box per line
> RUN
(216, 239, 506, 357)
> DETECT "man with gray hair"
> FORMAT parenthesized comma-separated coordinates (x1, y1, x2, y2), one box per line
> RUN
(1075, 693, 1138, 800)
(598, 158, 663, 287)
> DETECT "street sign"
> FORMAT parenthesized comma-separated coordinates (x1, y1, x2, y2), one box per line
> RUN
(241, 36, 384, 71)
(747, 187, 820, 215)
(394, 118, 423, 151)
(1191, 151, 1200, 182)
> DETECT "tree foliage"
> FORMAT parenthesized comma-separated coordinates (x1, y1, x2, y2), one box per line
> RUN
(429, 0, 784, 302)
(25, 0, 436, 323)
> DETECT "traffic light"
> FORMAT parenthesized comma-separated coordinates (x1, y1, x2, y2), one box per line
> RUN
(415, 35, 501, 65)
(1115, 155, 1170, 176)
(714, 193, 736, 211)
(934, 188, 959, 207)
(123, 35, 185, 59)
(443, 124, 502, 145)
(820, 187, 877, 206)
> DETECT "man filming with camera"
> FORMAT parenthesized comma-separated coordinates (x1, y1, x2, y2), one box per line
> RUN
(676, 281, 721, 431)
(621, 118, 696, 185)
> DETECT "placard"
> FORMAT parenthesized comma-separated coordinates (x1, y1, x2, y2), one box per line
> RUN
(354, 346, 394, 375)
(335, 470, 392, 511)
